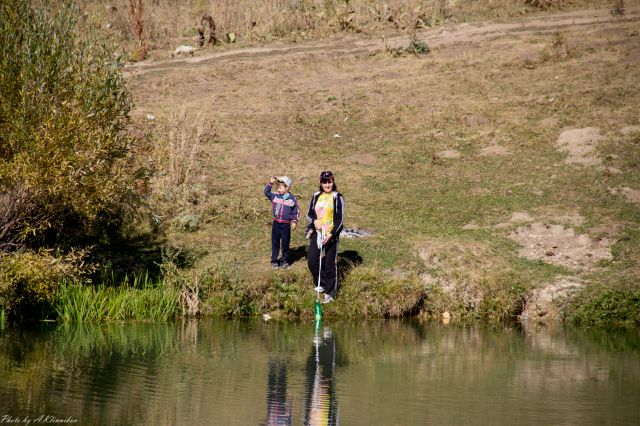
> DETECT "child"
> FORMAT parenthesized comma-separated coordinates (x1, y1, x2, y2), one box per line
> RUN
(264, 176, 299, 269)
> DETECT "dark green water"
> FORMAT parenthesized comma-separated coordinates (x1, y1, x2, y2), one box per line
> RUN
(1, 319, 639, 425)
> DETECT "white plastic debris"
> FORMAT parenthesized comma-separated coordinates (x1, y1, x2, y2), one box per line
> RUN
(174, 45, 197, 55)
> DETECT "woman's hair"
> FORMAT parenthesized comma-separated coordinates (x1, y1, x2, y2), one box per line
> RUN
(318, 170, 337, 192)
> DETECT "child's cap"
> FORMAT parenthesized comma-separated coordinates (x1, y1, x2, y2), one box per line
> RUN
(276, 176, 292, 188)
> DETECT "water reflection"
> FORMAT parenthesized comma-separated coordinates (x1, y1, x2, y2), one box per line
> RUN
(264, 356, 293, 425)
(304, 322, 338, 426)
(0, 320, 638, 425)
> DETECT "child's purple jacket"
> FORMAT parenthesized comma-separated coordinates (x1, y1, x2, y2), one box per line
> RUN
(264, 183, 300, 223)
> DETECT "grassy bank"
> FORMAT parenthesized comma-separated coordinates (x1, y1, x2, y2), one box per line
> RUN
(22, 257, 640, 326)
(44, 264, 426, 323)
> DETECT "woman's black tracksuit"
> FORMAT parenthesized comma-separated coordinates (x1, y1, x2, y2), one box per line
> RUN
(307, 192, 345, 298)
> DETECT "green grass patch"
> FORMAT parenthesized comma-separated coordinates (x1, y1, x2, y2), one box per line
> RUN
(568, 288, 640, 327)
(54, 276, 178, 323)
(331, 266, 425, 318)
(196, 263, 426, 320)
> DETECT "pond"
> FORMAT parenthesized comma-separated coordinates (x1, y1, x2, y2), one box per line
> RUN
(1, 319, 639, 425)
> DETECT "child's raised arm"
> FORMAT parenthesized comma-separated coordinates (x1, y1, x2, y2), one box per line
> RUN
(263, 176, 276, 200)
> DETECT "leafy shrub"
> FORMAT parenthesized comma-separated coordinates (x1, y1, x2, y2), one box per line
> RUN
(0, 1, 144, 249)
(568, 288, 640, 327)
(525, 0, 567, 9)
(0, 250, 87, 321)
(406, 40, 430, 55)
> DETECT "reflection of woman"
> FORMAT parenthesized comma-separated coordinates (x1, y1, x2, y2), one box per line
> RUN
(306, 171, 345, 304)
(264, 356, 292, 426)
(303, 326, 338, 426)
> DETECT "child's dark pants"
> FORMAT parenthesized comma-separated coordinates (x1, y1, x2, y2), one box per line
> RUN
(307, 232, 339, 297)
(271, 221, 291, 263)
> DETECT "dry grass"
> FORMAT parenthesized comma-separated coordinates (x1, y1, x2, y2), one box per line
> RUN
(79, 0, 611, 60)
(146, 108, 213, 225)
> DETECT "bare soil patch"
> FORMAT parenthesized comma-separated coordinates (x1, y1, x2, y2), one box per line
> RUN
(233, 152, 272, 167)
(555, 127, 603, 166)
(620, 125, 640, 135)
(494, 211, 534, 229)
(621, 187, 640, 203)
(520, 277, 584, 324)
(552, 212, 585, 227)
(539, 117, 560, 128)
(437, 149, 461, 159)
(509, 222, 612, 269)
(608, 186, 640, 204)
(478, 144, 510, 157)
(346, 153, 377, 166)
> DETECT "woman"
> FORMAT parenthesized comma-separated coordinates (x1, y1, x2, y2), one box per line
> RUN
(307, 171, 345, 303)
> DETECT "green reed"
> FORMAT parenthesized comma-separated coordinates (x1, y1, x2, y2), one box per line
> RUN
(54, 275, 179, 322)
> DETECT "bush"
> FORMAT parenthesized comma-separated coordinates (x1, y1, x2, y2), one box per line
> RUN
(525, 0, 567, 9)
(406, 40, 430, 55)
(0, 250, 87, 321)
(568, 288, 640, 327)
(0, 1, 144, 249)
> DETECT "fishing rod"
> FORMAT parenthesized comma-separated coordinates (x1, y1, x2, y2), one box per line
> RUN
(314, 228, 326, 321)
